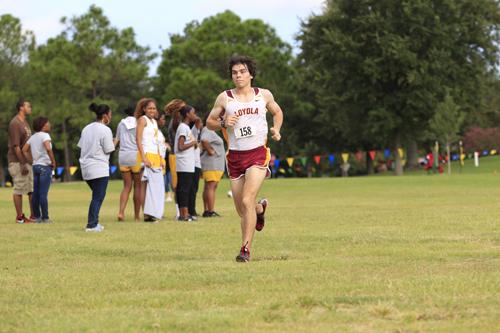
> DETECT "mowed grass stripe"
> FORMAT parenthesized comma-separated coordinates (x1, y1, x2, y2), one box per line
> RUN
(1, 172, 499, 332)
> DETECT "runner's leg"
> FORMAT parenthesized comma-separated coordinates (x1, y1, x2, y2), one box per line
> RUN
(239, 167, 267, 250)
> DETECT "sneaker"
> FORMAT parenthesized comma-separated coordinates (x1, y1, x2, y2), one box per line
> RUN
(40, 218, 53, 223)
(190, 215, 198, 221)
(85, 224, 104, 232)
(235, 245, 250, 262)
(256, 198, 268, 231)
(29, 216, 41, 223)
(202, 211, 221, 218)
(177, 216, 193, 222)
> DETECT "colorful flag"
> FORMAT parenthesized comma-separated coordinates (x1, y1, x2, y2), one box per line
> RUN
(369, 150, 376, 161)
(69, 166, 78, 176)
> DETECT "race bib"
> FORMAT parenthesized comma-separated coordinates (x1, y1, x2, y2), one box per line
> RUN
(234, 125, 255, 139)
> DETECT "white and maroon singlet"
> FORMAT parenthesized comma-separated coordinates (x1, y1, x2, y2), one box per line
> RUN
(224, 87, 268, 151)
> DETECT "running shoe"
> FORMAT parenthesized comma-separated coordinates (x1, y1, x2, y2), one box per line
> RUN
(85, 224, 104, 232)
(40, 218, 53, 223)
(177, 216, 193, 222)
(235, 245, 250, 262)
(255, 198, 268, 231)
(209, 211, 221, 217)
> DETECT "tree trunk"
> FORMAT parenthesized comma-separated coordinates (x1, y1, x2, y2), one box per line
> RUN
(92, 80, 97, 99)
(406, 139, 419, 171)
(62, 119, 71, 182)
(394, 135, 404, 176)
(446, 142, 451, 175)
(0, 158, 5, 187)
(433, 141, 439, 173)
(366, 151, 374, 174)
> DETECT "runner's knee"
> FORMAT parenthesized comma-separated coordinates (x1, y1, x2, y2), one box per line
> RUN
(241, 196, 255, 211)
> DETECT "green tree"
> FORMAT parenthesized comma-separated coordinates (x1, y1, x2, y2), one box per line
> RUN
(28, 5, 155, 180)
(428, 93, 465, 175)
(155, 10, 306, 155)
(299, 0, 500, 175)
(0, 14, 34, 185)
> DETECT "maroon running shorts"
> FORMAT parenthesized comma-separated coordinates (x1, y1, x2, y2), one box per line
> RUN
(226, 146, 271, 180)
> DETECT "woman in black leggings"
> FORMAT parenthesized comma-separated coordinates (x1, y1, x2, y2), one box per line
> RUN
(173, 104, 198, 221)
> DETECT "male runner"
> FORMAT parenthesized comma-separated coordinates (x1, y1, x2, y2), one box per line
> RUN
(207, 55, 283, 262)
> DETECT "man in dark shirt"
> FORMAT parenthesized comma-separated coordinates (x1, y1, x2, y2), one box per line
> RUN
(8, 98, 34, 223)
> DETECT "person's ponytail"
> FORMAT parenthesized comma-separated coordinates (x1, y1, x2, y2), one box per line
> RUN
(89, 103, 110, 120)
(164, 99, 185, 132)
(89, 103, 99, 113)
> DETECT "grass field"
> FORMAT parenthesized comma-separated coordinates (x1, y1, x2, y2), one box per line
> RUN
(1, 158, 500, 332)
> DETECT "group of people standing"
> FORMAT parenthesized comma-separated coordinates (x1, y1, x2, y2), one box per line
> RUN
(7, 55, 284, 262)
(79, 97, 227, 230)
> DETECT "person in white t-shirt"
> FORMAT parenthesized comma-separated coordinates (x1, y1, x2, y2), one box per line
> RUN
(78, 103, 115, 232)
(174, 105, 198, 221)
(189, 117, 202, 219)
(164, 99, 187, 218)
(207, 55, 284, 262)
(22, 117, 56, 223)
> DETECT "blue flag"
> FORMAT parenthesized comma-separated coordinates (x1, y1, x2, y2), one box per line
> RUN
(56, 167, 64, 176)
(274, 159, 280, 169)
(384, 149, 391, 159)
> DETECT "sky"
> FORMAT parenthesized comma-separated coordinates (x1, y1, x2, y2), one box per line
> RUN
(2, 0, 325, 74)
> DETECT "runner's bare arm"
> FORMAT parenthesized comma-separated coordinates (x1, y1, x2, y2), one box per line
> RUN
(206, 93, 226, 131)
(263, 89, 283, 141)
